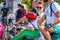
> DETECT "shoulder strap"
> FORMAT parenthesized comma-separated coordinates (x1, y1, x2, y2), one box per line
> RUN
(50, 2, 56, 16)
(30, 22, 36, 28)
(29, 22, 39, 28)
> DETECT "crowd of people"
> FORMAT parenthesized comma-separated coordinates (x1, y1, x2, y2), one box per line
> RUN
(0, 0, 60, 40)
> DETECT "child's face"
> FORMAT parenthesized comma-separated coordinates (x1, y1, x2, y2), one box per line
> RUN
(37, 4, 43, 12)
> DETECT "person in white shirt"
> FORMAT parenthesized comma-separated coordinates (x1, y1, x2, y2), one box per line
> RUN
(38, 0, 60, 40)
(37, 1, 44, 18)
(37, 1, 45, 25)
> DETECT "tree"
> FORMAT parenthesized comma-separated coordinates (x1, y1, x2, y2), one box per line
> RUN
(0, 0, 3, 3)
(22, 0, 60, 11)
(22, 0, 32, 11)
(0, 0, 6, 3)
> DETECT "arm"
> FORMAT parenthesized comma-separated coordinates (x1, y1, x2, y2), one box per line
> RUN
(1, 8, 3, 11)
(6, 9, 10, 18)
(51, 2, 60, 26)
(7, 11, 10, 16)
(29, 27, 34, 31)
(52, 11, 60, 25)
(15, 10, 19, 16)
(15, 12, 17, 15)
(38, 14, 46, 26)
(28, 23, 34, 31)
(15, 16, 27, 25)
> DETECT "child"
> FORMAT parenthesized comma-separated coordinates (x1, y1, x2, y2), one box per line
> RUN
(15, 12, 43, 40)
(37, 1, 46, 27)
(37, 1, 44, 18)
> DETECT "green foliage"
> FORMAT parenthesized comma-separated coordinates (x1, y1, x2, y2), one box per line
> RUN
(0, 0, 3, 3)
(55, 0, 60, 2)
(44, 0, 60, 7)
(22, 0, 32, 11)
(0, 0, 6, 3)
(22, 0, 60, 11)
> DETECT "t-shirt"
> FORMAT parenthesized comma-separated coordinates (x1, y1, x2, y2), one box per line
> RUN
(44, 2, 60, 26)
(28, 18, 44, 39)
(38, 12, 44, 18)
(1, 7, 9, 17)
(38, 12, 45, 25)
(22, 9, 26, 17)
(16, 9, 22, 20)
(31, 8, 38, 16)
(28, 18, 39, 29)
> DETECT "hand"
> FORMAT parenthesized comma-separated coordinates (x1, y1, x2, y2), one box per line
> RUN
(14, 22, 20, 26)
(45, 23, 52, 29)
(48, 27, 54, 33)
(44, 27, 48, 31)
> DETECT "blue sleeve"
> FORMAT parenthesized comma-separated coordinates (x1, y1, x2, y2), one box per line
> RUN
(31, 8, 36, 13)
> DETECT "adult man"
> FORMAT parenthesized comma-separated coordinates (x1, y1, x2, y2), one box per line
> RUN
(38, 0, 60, 40)
(1, 2, 9, 24)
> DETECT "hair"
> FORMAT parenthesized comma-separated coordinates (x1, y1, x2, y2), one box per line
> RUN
(38, 1, 43, 4)
(3, 2, 6, 5)
(21, 5, 24, 9)
(37, 1, 44, 6)
(17, 4, 22, 7)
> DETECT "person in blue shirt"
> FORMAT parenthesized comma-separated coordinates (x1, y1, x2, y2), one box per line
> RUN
(1, 2, 9, 25)
(16, 4, 22, 22)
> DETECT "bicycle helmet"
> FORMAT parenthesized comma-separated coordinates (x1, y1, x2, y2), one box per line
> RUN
(26, 12, 37, 20)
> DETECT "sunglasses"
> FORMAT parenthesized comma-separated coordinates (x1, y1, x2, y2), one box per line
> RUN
(37, 7, 42, 9)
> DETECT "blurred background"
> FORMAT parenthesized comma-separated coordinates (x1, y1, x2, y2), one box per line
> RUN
(0, 0, 60, 13)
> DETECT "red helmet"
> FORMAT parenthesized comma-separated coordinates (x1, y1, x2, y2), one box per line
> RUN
(26, 12, 37, 20)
